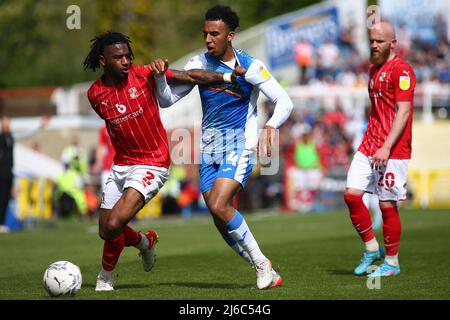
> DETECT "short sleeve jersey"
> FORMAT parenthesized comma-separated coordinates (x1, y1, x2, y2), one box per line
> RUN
(359, 56, 416, 159)
(87, 65, 170, 167)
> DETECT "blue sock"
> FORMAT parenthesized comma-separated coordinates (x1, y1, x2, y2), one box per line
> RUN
(227, 210, 266, 266)
(223, 234, 253, 266)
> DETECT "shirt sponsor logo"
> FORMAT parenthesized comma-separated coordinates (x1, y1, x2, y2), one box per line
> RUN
(399, 76, 410, 90)
(115, 103, 127, 114)
(110, 107, 144, 125)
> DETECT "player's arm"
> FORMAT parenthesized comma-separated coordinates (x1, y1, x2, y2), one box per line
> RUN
(153, 73, 193, 108)
(372, 65, 415, 168)
(147, 58, 193, 107)
(245, 60, 293, 157)
(372, 101, 411, 168)
(12, 116, 50, 141)
(258, 79, 294, 157)
(149, 58, 245, 85)
(150, 58, 245, 108)
(171, 68, 245, 86)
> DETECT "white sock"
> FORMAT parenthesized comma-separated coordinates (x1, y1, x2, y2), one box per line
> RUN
(136, 232, 149, 251)
(223, 235, 253, 266)
(385, 254, 399, 266)
(369, 194, 383, 223)
(100, 268, 113, 279)
(227, 211, 267, 266)
(365, 238, 379, 252)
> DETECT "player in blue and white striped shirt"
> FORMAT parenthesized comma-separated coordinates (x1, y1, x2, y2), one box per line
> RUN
(152, 5, 293, 289)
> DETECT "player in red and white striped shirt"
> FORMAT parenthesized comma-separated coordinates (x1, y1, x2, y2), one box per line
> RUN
(85, 32, 171, 291)
(344, 21, 416, 278)
(85, 32, 241, 291)
(94, 125, 115, 191)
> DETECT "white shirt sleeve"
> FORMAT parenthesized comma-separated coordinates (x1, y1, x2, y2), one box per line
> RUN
(13, 122, 42, 141)
(184, 54, 207, 71)
(245, 59, 293, 128)
(154, 75, 193, 108)
(244, 59, 273, 86)
(154, 54, 208, 108)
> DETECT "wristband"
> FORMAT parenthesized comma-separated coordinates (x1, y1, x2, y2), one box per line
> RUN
(165, 68, 173, 80)
(223, 73, 232, 83)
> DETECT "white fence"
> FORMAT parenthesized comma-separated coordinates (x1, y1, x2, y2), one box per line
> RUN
(287, 82, 450, 122)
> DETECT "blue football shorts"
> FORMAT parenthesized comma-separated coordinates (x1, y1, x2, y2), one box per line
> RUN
(199, 149, 254, 193)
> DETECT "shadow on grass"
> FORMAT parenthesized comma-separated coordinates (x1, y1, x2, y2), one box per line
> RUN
(156, 282, 251, 289)
(327, 269, 355, 276)
(83, 283, 151, 289)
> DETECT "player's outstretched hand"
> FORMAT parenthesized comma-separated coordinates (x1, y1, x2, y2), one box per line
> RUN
(149, 58, 169, 77)
(231, 65, 247, 82)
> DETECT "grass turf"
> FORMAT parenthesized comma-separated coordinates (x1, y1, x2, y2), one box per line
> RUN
(1, 208, 450, 300)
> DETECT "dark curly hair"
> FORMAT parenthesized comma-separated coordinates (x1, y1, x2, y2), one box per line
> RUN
(205, 5, 240, 31)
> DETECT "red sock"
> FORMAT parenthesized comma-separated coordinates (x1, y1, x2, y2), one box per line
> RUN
(344, 193, 375, 243)
(123, 225, 142, 247)
(381, 206, 401, 255)
(102, 234, 125, 272)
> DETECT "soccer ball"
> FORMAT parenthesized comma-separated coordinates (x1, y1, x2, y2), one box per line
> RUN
(43, 261, 82, 297)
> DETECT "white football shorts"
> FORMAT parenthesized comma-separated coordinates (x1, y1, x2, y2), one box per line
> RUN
(101, 164, 169, 209)
(346, 151, 409, 201)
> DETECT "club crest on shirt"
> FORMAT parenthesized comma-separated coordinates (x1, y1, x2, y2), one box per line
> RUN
(399, 76, 410, 90)
(378, 72, 386, 82)
(128, 87, 141, 99)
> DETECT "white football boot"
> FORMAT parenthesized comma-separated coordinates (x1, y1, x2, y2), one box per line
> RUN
(270, 268, 283, 288)
(138, 230, 159, 272)
(95, 270, 114, 291)
(255, 259, 274, 290)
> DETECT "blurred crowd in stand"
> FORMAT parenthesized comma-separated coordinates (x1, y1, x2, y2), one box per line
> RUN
(282, 19, 450, 212)
(294, 18, 450, 87)
(6, 19, 450, 222)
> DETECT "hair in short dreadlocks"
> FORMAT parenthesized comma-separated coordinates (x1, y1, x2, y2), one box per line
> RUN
(83, 31, 134, 72)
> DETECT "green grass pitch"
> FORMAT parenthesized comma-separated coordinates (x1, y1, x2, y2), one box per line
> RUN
(1, 208, 450, 300)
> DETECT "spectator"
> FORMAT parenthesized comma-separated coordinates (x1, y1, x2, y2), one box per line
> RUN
(55, 159, 87, 218)
(396, 23, 412, 58)
(178, 179, 200, 219)
(338, 26, 356, 60)
(0, 115, 49, 233)
(61, 136, 89, 183)
(323, 105, 347, 130)
(293, 41, 314, 84)
(293, 132, 323, 212)
(294, 132, 321, 170)
(316, 39, 340, 79)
